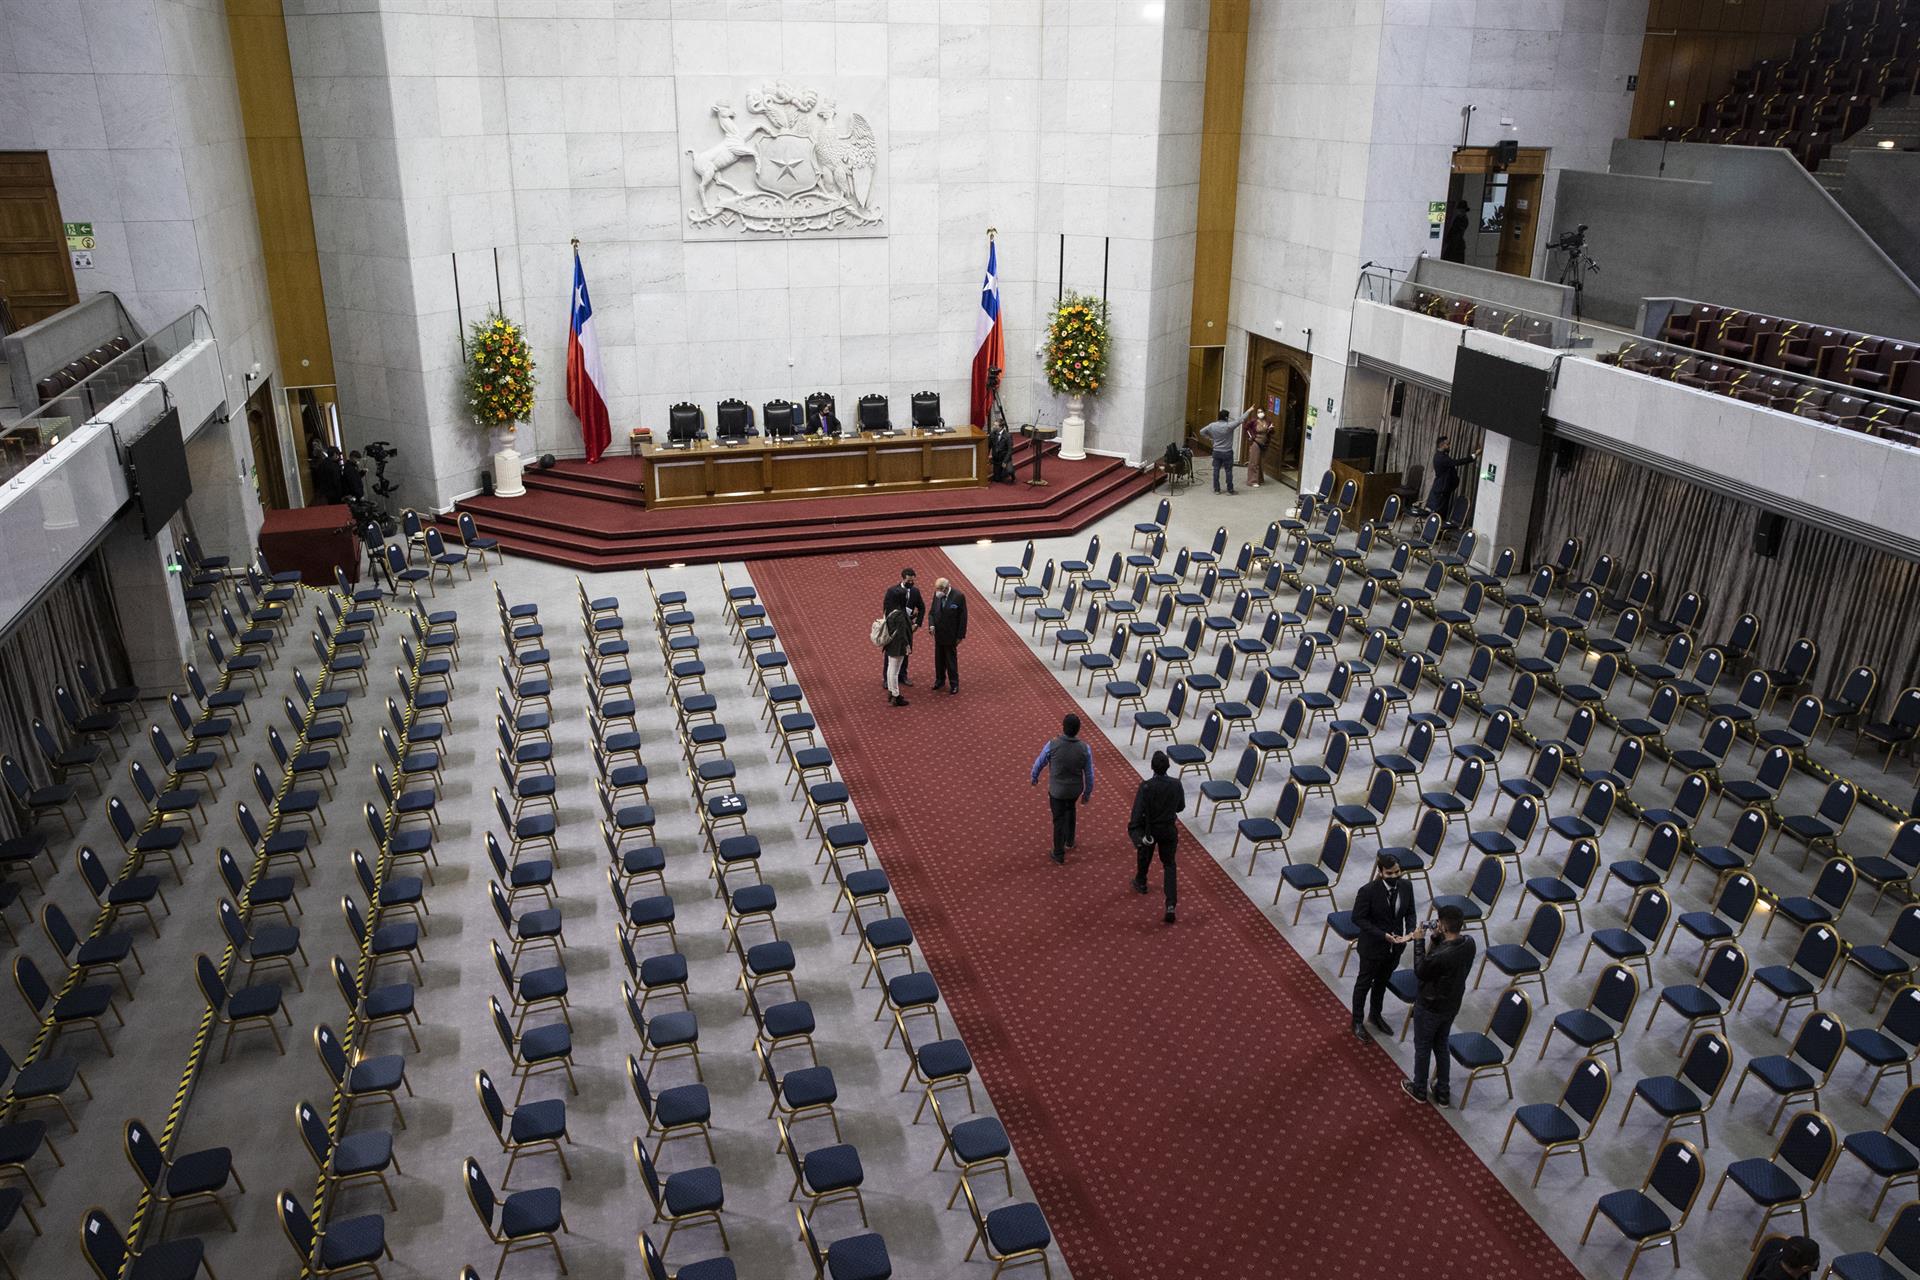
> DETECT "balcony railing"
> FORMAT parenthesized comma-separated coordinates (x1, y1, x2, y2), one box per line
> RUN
(0, 308, 213, 486)
(1355, 269, 1920, 452)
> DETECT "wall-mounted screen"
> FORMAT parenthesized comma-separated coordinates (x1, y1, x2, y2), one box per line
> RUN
(1450, 346, 1550, 445)
(126, 407, 191, 538)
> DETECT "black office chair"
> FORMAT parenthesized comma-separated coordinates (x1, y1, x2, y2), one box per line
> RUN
(764, 400, 799, 439)
(715, 399, 753, 442)
(667, 403, 705, 445)
(805, 392, 835, 435)
(858, 394, 891, 433)
(911, 391, 943, 431)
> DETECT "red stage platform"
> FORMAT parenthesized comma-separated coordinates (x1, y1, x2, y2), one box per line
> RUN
(444, 438, 1158, 570)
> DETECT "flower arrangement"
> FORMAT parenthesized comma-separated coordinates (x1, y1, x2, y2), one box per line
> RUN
(465, 311, 537, 427)
(1043, 293, 1111, 397)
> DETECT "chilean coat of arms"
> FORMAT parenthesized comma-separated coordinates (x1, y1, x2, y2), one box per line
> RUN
(684, 81, 883, 237)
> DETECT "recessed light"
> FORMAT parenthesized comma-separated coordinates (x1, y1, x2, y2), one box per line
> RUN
(668, 561, 685, 569)
(976, 539, 992, 546)
(1878, 139, 1898, 149)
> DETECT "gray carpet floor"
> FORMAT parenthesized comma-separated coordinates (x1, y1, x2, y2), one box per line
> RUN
(1, 472, 1912, 1280)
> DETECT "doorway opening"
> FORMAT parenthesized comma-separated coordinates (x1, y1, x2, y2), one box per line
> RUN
(1242, 334, 1310, 490)
(245, 378, 289, 509)
(1445, 146, 1550, 277)
(1186, 346, 1225, 438)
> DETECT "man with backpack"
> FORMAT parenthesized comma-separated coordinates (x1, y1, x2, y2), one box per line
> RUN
(880, 567, 924, 687)
(876, 597, 912, 707)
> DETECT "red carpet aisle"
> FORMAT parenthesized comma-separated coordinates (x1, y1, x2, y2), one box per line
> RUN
(748, 549, 1583, 1280)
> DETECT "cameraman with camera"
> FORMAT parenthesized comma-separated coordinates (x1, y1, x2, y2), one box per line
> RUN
(1401, 905, 1474, 1107)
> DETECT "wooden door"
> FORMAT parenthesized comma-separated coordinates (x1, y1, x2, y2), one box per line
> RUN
(1450, 147, 1550, 280)
(0, 153, 79, 329)
(1496, 173, 1545, 277)
(1244, 333, 1309, 487)
(246, 380, 289, 509)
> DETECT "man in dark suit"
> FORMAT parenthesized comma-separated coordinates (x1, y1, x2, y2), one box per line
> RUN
(927, 576, 968, 694)
(1427, 435, 1460, 518)
(1129, 749, 1185, 924)
(1350, 853, 1416, 1038)
(812, 397, 842, 436)
(881, 567, 925, 687)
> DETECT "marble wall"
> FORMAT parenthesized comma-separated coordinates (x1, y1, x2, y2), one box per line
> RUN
(0, 0, 282, 425)
(285, 0, 1209, 509)
(1224, 0, 1647, 481)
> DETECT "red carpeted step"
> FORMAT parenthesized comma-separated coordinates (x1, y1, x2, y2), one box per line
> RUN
(461, 461, 1150, 548)
(443, 441, 1158, 569)
(746, 547, 1583, 1280)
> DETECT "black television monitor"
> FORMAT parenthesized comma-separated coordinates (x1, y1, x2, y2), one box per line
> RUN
(126, 407, 190, 538)
(1449, 347, 1551, 446)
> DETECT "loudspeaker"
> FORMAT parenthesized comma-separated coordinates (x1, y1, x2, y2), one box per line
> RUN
(1331, 427, 1378, 465)
(1389, 381, 1406, 418)
(1753, 511, 1787, 558)
(1493, 139, 1519, 168)
(536, 453, 556, 470)
(481, 469, 494, 497)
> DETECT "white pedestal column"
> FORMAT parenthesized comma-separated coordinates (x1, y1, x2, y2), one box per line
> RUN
(492, 427, 526, 498)
(1058, 394, 1087, 460)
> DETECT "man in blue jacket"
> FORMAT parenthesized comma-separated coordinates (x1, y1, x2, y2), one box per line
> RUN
(1030, 714, 1094, 865)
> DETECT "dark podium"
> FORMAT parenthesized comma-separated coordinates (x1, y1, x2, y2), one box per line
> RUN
(259, 504, 358, 584)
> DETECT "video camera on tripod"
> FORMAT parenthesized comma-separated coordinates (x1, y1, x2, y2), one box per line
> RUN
(1549, 224, 1600, 321)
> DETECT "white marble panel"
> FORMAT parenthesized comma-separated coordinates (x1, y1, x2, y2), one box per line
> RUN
(113, 147, 193, 223)
(128, 218, 204, 292)
(838, 332, 888, 382)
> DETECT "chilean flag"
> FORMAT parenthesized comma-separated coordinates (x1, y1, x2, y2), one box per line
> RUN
(565, 248, 611, 462)
(969, 238, 1004, 429)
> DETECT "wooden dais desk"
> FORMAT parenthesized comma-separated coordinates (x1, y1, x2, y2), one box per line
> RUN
(1330, 459, 1403, 525)
(637, 427, 986, 510)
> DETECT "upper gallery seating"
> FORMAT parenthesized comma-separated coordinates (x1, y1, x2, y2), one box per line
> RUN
(1650, 0, 1920, 171)
(1603, 303, 1920, 447)
(1402, 289, 1560, 349)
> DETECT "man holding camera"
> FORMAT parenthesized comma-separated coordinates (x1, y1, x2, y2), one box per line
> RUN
(1402, 904, 1474, 1106)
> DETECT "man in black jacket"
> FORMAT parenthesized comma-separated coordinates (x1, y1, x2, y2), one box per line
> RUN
(881, 568, 925, 686)
(1129, 749, 1185, 923)
(1427, 435, 1461, 518)
(928, 576, 968, 694)
(1747, 1236, 1819, 1280)
(1402, 904, 1474, 1106)
(1350, 853, 1416, 1039)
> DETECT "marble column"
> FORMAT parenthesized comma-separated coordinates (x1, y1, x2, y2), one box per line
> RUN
(101, 518, 193, 694)
(1470, 433, 1542, 573)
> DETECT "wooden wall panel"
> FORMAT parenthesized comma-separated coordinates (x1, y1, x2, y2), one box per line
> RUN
(228, 1, 336, 390)
(1630, 0, 1834, 137)
(1187, 0, 1249, 349)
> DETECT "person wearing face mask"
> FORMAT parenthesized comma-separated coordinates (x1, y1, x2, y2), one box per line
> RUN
(880, 567, 924, 688)
(1350, 852, 1417, 1040)
(927, 576, 969, 694)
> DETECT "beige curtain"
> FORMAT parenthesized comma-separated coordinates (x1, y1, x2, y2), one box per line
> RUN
(0, 550, 133, 838)
(1524, 442, 1920, 706)
(1383, 383, 1485, 505)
